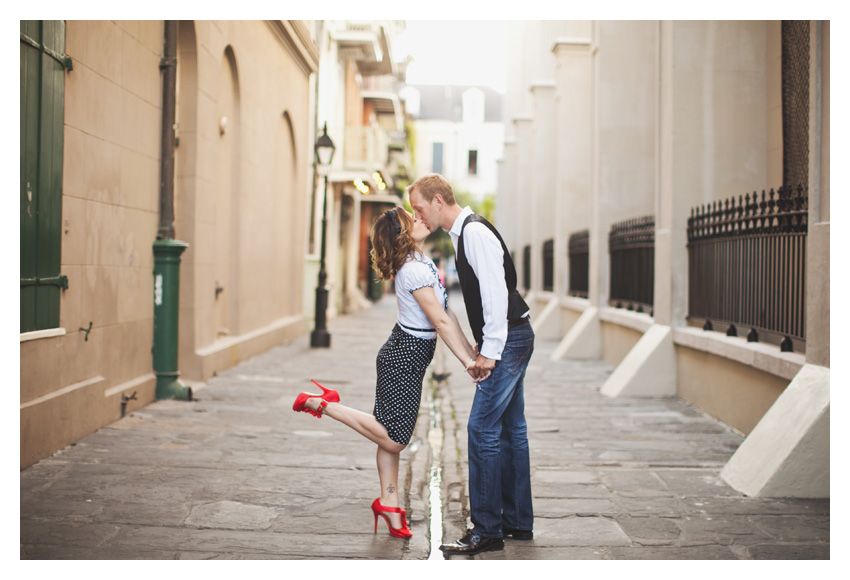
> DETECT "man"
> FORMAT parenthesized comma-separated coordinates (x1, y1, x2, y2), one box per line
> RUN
(408, 173, 534, 556)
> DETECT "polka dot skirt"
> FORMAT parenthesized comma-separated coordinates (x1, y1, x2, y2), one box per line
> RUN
(374, 324, 437, 445)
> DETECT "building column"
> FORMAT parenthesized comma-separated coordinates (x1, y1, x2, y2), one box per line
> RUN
(549, 35, 597, 357)
(513, 117, 533, 294)
(528, 83, 559, 337)
(721, 20, 830, 499)
(497, 141, 516, 249)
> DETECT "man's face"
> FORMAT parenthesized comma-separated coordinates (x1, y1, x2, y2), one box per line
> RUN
(409, 190, 440, 233)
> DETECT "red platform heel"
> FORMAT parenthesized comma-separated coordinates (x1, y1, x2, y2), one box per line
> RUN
(292, 380, 340, 417)
(371, 498, 412, 538)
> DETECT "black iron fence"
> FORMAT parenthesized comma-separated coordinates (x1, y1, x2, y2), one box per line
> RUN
(542, 239, 554, 292)
(609, 215, 654, 314)
(687, 185, 808, 352)
(568, 230, 589, 298)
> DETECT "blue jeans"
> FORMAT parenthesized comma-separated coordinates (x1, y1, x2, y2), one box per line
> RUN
(468, 321, 534, 538)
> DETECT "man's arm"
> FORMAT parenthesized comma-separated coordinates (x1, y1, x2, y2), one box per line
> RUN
(463, 222, 509, 365)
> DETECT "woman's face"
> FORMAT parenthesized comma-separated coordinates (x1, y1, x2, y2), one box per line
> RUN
(407, 211, 430, 244)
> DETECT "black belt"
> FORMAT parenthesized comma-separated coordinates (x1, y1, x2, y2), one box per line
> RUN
(509, 316, 530, 328)
(398, 321, 435, 333)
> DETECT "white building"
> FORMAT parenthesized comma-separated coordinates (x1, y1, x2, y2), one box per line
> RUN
(307, 20, 411, 316)
(401, 84, 504, 198)
(499, 21, 830, 499)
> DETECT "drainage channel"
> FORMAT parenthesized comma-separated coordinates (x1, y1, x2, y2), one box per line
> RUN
(426, 378, 444, 560)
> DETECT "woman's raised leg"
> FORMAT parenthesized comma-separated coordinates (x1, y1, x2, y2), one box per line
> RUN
(303, 398, 405, 454)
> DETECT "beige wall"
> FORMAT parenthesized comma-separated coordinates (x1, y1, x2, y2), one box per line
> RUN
(597, 21, 658, 224)
(174, 21, 313, 380)
(655, 21, 769, 328)
(766, 21, 783, 187)
(676, 345, 788, 435)
(21, 20, 316, 469)
(600, 321, 642, 367)
(21, 21, 164, 468)
(560, 307, 583, 336)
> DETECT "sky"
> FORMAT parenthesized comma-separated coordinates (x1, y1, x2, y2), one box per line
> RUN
(392, 21, 509, 93)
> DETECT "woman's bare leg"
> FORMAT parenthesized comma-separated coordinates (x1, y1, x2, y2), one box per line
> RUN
(303, 397, 406, 529)
(303, 398, 404, 454)
(376, 446, 404, 528)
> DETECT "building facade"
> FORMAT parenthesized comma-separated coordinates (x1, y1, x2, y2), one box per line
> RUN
(20, 20, 318, 468)
(402, 84, 504, 199)
(307, 20, 410, 317)
(498, 21, 829, 497)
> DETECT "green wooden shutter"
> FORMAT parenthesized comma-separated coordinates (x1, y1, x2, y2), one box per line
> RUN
(20, 20, 69, 333)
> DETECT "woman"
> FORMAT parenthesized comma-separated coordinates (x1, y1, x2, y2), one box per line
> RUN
(293, 207, 484, 538)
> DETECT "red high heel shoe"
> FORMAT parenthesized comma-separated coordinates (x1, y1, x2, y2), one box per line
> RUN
(292, 380, 340, 418)
(371, 498, 412, 538)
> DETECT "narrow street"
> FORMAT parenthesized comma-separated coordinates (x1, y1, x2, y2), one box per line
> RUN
(20, 293, 829, 560)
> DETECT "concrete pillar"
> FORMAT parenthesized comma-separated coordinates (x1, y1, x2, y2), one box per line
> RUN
(721, 364, 829, 497)
(550, 305, 601, 360)
(513, 118, 533, 295)
(805, 20, 829, 369)
(553, 36, 593, 300)
(720, 21, 830, 500)
(600, 324, 676, 398)
(530, 82, 556, 297)
(497, 141, 516, 248)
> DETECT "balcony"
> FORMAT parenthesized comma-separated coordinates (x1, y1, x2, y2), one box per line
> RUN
(331, 22, 393, 76)
(343, 125, 390, 172)
(362, 92, 404, 131)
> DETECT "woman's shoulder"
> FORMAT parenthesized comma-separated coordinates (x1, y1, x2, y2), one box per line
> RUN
(397, 257, 429, 276)
(397, 255, 437, 287)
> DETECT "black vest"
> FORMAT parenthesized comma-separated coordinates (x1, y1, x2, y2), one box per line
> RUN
(456, 214, 529, 349)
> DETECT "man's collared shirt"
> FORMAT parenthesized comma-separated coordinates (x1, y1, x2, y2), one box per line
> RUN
(449, 206, 509, 360)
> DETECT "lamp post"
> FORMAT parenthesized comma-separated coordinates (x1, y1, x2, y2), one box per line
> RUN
(311, 122, 335, 348)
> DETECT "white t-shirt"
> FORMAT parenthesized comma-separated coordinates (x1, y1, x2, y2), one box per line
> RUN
(394, 252, 448, 339)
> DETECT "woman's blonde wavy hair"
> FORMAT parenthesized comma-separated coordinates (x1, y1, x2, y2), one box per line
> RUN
(370, 208, 417, 281)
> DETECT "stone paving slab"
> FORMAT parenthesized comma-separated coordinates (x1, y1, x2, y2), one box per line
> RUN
(20, 292, 830, 561)
(21, 297, 428, 560)
(433, 292, 830, 560)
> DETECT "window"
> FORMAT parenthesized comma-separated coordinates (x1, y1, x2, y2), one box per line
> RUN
(468, 149, 478, 175)
(20, 21, 69, 333)
(432, 142, 443, 174)
(461, 88, 485, 123)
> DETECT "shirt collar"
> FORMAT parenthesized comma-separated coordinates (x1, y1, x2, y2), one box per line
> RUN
(449, 206, 474, 237)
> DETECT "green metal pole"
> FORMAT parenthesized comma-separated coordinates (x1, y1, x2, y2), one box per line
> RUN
(151, 21, 190, 401)
(152, 239, 192, 400)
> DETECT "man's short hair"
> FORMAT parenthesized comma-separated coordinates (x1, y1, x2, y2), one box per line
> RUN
(407, 173, 456, 206)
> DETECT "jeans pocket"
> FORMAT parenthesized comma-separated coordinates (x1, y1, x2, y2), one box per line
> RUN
(502, 334, 534, 377)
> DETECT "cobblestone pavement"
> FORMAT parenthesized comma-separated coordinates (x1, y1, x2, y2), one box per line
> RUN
(20, 292, 830, 560)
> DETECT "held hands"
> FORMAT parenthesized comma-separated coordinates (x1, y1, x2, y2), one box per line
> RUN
(465, 354, 493, 383)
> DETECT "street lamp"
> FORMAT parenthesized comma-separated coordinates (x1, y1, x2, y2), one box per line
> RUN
(311, 122, 335, 348)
